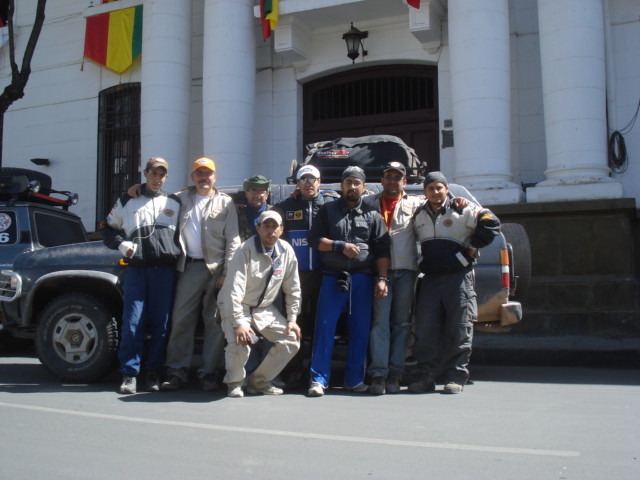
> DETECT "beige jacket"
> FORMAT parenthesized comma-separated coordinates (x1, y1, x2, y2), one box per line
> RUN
(218, 235, 301, 330)
(365, 191, 421, 271)
(175, 186, 241, 275)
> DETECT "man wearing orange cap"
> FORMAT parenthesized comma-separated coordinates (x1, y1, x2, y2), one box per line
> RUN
(160, 157, 241, 392)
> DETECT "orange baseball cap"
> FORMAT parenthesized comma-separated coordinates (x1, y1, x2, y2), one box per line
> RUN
(192, 157, 216, 172)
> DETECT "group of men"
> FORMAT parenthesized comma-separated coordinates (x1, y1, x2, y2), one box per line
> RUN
(102, 154, 500, 398)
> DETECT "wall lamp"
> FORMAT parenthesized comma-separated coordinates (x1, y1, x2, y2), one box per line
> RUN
(342, 22, 368, 64)
(30, 158, 50, 166)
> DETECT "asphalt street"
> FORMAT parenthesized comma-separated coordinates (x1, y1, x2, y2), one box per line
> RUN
(0, 350, 638, 480)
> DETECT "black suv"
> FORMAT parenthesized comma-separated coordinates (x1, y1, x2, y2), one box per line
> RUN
(0, 168, 125, 382)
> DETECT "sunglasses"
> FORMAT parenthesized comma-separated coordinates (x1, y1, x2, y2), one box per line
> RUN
(298, 177, 318, 184)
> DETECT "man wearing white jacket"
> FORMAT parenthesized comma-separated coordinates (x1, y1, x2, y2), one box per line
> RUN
(218, 210, 301, 397)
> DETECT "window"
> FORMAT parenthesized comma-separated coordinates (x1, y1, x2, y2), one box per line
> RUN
(96, 83, 141, 227)
(34, 211, 87, 247)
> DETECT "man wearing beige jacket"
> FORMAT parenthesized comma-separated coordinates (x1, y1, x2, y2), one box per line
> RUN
(218, 210, 301, 397)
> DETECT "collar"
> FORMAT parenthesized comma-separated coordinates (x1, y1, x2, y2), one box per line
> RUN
(339, 197, 363, 214)
(253, 234, 283, 257)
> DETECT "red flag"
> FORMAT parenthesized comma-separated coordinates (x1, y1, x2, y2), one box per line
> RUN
(408, 0, 420, 8)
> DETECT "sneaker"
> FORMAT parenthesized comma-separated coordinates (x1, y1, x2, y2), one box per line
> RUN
(443, 381, 464, 394)
(307, 381, 325, 397)
(386, 372, 401, 394)
(145, 372, 160, 392)
(160, 374, 184, 391)
(408, 374, 435, 394)
(199, 373, 222, 392)
(119, 375, 137, 395)
(246, 382, 284, 396)
(227, 384, 244, 398)
(369, 376, 386, 395)
(271, 374, 287, 389)
(343, 382, 369, 393)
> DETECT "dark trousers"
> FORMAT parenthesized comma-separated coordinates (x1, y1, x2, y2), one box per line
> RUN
(412, 269, 476, 384)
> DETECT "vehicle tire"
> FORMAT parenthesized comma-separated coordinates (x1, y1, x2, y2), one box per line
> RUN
(501, 223, 531, 301)
(0, 167, 52, 195)
(36, 292, 118, 382)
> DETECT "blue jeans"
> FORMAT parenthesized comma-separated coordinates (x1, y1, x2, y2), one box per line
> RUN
(310, 272, 373, 389)
(119, 266, 175, 376)
(368, 269, 418, 378)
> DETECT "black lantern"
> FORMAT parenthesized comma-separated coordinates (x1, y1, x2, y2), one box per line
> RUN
(342, 22, 368, 64)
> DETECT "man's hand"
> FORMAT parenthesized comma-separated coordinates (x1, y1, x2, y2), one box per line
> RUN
(452, 196, 470, 212)
(234, 325, 256, 346)
(342, 242, 360, 259)
(286, 322, 301, 341)
(127, 184, 142, 198)
(374, 279, 388, 299)
(216, 274, 226, 290)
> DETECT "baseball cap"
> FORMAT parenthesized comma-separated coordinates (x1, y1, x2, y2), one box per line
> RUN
(243, 175, 271, 192)
(257, 210, 283, 226)
(145, 157, 169, 172)
(383, 161, 406, 177)
(296, 165, 321, 180)
(192, 157, 216, 173)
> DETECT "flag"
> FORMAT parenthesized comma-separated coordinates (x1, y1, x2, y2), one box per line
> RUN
(408, 0, 421, 8)
(101, 0, 119, 3)
(83, 6, 143, 74)
(260, 0, 279, 41)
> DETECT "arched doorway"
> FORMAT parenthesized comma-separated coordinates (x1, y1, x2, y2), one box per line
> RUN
(303, 64, 439, 170)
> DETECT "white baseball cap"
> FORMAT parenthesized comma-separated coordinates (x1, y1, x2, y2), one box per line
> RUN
(296, 165, 321, 180)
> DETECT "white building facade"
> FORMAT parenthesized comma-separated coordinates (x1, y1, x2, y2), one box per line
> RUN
(1, 0, 639, 230)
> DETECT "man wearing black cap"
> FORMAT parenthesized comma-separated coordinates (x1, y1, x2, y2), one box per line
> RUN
(235, 175, 272, 241)
(306, 166, 391, 397)
(362, 161, 423, 395)
(410, 171, 500, 394)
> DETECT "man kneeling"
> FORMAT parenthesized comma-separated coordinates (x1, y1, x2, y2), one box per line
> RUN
(218, 211, 301, 397)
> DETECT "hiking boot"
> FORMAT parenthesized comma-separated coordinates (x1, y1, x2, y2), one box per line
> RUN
(369, 376, 386, 395)
(307, 381, 325, 397)
(160, 374, 184, 391)
(343, 382, 369, 393)
(227, 384, 244, 398)
(443, 381, 464, 394)
(246, 382, 283, 396)
(145, 372, 161, 392)
(119, 375, 137, 395)
(199, 373, 222, 392)
(386, 372, 401, 394)
(408, 374, 435, 394)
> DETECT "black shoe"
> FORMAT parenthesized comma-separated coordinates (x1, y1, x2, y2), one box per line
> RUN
(145, 372, 160, 392)
(369, 376, 386, 395)
(200, 373, 222, 392)
(160, 375, 184, 391)
(386, 372, 401, 394)
(408, 374, 435, 394)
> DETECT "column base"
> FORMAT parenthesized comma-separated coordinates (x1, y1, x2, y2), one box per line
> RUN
(526, 181, 623, 203)
(466, 187, 525, 206)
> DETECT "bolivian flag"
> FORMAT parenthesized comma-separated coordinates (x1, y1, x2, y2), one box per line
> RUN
(260, 0, 278, 41)
(83, 6, 143, 74)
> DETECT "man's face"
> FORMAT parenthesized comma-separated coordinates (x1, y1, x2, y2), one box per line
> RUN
(297, 174, 320, 199)
(245, 187, 269, 208)
(143, 167, 168, 193)
(256, 218, 283, 248)
(191, 168, 216, 195)
(424, 182, 449, 208)
(341, 176, 365, 203)
(381, 170, 406, 198)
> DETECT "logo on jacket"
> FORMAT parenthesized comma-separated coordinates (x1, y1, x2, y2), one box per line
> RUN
(443, 219, 454, 228)
(163, 208, 176, 217)
(286, 210, 303, 221)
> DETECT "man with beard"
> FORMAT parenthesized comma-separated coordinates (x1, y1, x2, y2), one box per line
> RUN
(160, 158, 241, 392)
(306, 166, 390, 397)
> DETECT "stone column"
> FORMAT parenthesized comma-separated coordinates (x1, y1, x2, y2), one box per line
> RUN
(202, 0, 256, 185)
(527, 0, 622, 202)
(448, 0, 524, 204)
(140, 0, 192, 193)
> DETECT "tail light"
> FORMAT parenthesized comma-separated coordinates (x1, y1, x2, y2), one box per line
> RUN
(500, 248, 510, 289)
